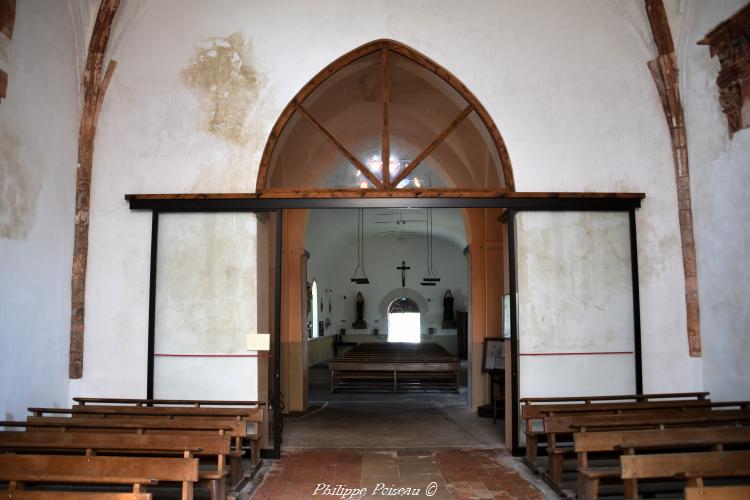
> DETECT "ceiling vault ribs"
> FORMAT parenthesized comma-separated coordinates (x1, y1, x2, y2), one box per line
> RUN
(644, 0, 701, 357)
(69, 0, 121, 379)
(381, 45, 390, 188)
(390, 105, 474, 187)
(294, 102, 386, 189)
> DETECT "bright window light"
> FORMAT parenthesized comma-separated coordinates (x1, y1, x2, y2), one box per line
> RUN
(311, 280, 319, 337)
(387, 312, 421, 343)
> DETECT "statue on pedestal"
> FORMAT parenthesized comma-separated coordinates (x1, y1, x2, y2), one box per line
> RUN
(442, 289, 456, 329)
(352, 292, 367, 329)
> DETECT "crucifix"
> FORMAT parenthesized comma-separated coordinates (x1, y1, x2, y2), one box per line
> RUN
(396, 260, 411, 287)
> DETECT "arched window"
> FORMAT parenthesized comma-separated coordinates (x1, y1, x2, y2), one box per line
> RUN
(257, 40, 513, 192)
(311, 280, 319, 338)
(387, 297, 420, 343)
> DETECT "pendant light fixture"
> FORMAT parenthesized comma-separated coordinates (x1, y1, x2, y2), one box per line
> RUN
(421, 208, 441, 286)
(350, 208, 370, 284)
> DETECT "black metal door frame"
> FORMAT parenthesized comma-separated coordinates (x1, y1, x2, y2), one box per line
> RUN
(133, 195, 642, 458)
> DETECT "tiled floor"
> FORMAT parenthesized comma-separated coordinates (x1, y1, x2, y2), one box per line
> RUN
(282, 402, 505, 450)
(248, 449, 550, 499)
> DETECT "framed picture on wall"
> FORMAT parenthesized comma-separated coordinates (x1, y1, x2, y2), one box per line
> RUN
(482, 337, 505, 372)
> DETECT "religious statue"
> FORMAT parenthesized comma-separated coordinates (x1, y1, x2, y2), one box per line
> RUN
(442, 289, 456, 329)
(352, 292, 367, 329)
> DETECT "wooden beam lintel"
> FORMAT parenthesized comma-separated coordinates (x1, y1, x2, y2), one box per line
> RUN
(125, 190, 646, 201)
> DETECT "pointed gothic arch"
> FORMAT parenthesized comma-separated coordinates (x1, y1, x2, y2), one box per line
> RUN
(256, 39, 515, 193)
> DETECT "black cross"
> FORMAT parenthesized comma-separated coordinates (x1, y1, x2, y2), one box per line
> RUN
(397, 260, 411, 287)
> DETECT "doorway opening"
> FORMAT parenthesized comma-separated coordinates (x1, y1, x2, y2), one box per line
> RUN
(387, 297, 420, 343)
(127, 38, 644, 459)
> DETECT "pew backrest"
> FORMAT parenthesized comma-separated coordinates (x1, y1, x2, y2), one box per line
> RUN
(545, 408, 750, 434)
(30, 406, 262, 423)
(0, 430, 230, 456)
(520, 392, 709, 405)
(575, 426, 750, 453)
(0, 454, 199, 483)
(74, 397, 264, 407)
(620, 450, 750, 480)
(1, 417, 244, 437)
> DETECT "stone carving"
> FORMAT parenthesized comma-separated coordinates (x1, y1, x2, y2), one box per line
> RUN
(699, 3, 750, 138)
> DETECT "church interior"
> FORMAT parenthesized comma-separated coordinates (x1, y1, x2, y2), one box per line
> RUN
(1, 0, 750, 498)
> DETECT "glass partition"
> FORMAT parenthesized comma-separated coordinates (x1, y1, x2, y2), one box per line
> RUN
(154, 213, 261, 399)
(515, 211, 636, 442)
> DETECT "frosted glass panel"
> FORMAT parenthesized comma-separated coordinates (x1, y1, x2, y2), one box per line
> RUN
(516, 211, 635, 397)
(154, 213, 259, 400)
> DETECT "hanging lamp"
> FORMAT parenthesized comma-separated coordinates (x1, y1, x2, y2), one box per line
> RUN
(350, 208, 370, 284)
(421, 208, 441, 286)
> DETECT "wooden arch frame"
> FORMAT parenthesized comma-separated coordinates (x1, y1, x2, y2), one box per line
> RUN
(255, 39, 515, 193)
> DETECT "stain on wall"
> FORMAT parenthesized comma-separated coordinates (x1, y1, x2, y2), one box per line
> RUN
(182, 32, 265, 145)
(0, 124, 41, 239)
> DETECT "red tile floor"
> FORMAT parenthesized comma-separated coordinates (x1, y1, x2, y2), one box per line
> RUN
(248, 449, 547, 499)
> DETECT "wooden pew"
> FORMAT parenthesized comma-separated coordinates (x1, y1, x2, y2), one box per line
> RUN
(29, 406, 261, 422)
(28, 406, 261, 483)
(521, 392, 711, 464)
(521, 392, 710, 405)
(541, 408, 750, 489)
(685, 485, 750, 499)
(73, 397, 264, 408)
(72, 404, 263, 461)
(528, 400, 750, 467)
(0, 430, 230, 500)
(0, 454, 198, 500)
(620, 450, 750, 499)
(575, 426, 750, 499)
(3, 417, 247, 489)
(70, 400, 266, 477)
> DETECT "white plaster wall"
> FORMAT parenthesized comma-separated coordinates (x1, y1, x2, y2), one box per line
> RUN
(0, 1, 80, 419)
(78, 0, 699, 399)
(153, 213, 258, 400)
(516, 212, 636, 398)
(672, 0, 750, 401)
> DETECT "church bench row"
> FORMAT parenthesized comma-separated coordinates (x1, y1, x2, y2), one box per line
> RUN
(0, 430, 229, 499)
(0, 454, 197, 500)
(1, 399, 267, 499)
(28, 405, 263, 479)
(0, 422, 233, 499)
(329, 342, 460, 393)
(542, 407, 750, 490)
(521, 391, 713, 464)
(73, 397, 265, 408)
(575, 426, 750, 499)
